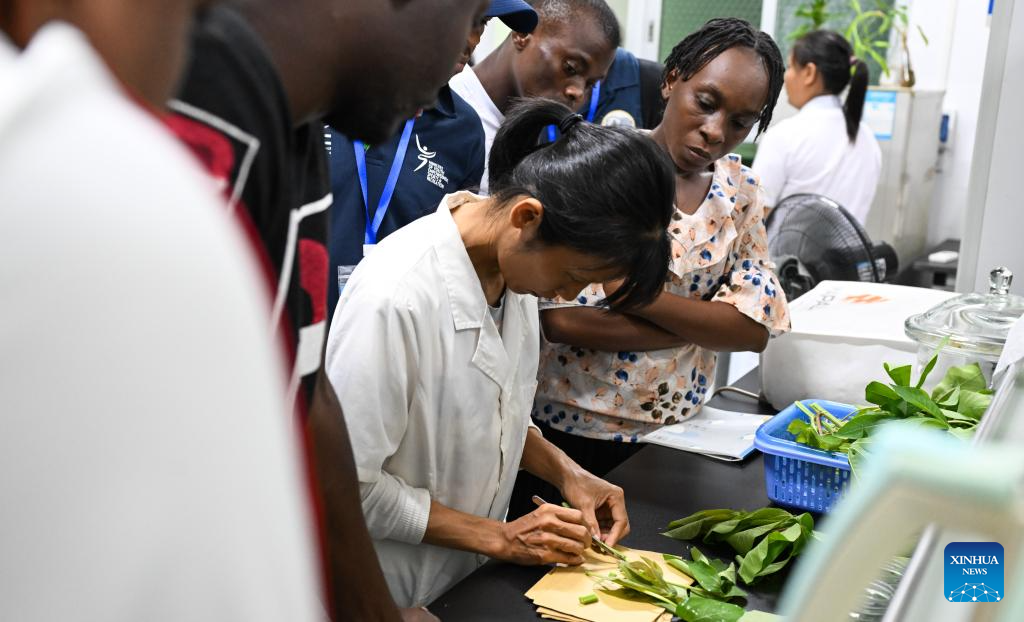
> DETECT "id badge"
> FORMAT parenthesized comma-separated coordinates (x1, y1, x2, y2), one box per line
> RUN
(337, 265, 358, 295)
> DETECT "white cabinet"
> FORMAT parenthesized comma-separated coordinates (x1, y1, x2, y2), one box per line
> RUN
(864, 87, 945, 266)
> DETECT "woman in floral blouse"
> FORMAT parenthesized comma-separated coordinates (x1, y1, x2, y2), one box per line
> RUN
(524, 18, 792, 490)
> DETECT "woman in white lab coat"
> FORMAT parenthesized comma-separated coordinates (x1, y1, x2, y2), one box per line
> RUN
(753, 30, 882, 224)
(323, 99, 677, 607)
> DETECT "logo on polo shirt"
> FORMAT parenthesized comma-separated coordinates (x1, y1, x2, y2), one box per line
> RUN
(944, 542, 1004, 603)
(601, 109, 637, 128)
(413, 134, 448, 189)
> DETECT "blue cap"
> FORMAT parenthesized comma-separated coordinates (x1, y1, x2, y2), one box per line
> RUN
(487, 0, 538, 34)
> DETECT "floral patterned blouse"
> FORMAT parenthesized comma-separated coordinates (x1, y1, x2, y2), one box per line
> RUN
(533, 154, 791, 442)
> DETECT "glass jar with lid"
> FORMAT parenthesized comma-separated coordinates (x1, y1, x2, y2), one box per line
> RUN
(905, 267, 1024, 388)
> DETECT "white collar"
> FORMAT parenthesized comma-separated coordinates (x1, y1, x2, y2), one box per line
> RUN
(433, 191, 496, 331)
(801, 94, 843, 113)
(453, 65, 504, 122)
(433, 191, 528, 390)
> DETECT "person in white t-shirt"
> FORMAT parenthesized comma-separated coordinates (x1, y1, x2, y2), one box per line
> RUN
(0, 3, 322, 621)
(753, 29, 882, 224)
(450, 0, 618, 193)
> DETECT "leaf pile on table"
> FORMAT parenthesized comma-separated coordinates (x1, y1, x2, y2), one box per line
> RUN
(544, 507, 810, 622)
(661, 508, 816, 586)
(786, 352, 993, 474)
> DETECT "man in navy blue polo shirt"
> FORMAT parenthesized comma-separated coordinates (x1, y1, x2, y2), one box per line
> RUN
(585, 47, 665, 129)
(325, 0, 538, 318)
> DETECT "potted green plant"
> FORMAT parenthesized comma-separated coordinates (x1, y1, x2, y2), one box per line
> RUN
(845, 0, 928, 86)
(787, 0, 928, 87)
(788, 0, 834, 41)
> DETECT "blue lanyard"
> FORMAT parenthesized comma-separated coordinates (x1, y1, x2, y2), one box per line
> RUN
(546, 81, 602, 142)
(353, 118, 415, 246)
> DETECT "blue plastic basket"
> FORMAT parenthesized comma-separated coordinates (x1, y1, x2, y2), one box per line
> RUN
(754, 400, 858, 513)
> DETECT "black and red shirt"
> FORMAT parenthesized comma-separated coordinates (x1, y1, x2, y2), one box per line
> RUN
(167, 5, 330, 410)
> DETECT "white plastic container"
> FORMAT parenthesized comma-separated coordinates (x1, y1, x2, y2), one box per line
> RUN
(760, 280, 956, 410)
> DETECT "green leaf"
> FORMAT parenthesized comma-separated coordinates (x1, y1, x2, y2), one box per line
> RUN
(726, 522, 790, 555)
(931, 363, 988, 399)
(866, 380, 900, 406)
(935, 386, 960, 408)
(847, 437, 875, 480)
(663, 509, 739, 541)
(891, 385, 944, 418)
(675, 595, 746, 622)
(833, 412, 894, 439)
(916, 353, 940, 388)
(884, 363, 913, 386)
(738, 522, 807, 584)
(940, 408, 974, 423)
(665, 554, 723, 597)
(957, 390, 992, 420)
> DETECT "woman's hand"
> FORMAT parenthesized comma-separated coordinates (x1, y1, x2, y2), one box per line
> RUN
(491, 503, 590, 566)
(559, 469, 630, 547)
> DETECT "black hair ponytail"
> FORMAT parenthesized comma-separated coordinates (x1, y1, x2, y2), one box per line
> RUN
(792, 30, 868, 143)
(487, 98, 676, 311)
(844, 58, 869, 143)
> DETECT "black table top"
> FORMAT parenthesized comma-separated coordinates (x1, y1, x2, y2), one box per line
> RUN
(431, 371, 792, 620)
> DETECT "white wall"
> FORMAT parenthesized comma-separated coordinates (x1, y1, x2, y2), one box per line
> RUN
(923, 0, 992, 248)
(958, 0, 1024, 295)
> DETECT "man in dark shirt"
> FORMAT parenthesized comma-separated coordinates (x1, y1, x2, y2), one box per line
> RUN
(167, 2, 490, 620)
(324, 0, 539, 319)
(583, 47, 665, 129)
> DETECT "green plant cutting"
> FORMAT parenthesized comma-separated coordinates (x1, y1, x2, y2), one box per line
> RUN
(786, 352, 993, 475)
(586, 557, 747, 622)
(584, 507, 810, 621)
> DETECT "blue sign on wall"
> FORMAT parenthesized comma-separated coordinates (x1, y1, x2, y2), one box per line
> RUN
(863, 90, 898, 141)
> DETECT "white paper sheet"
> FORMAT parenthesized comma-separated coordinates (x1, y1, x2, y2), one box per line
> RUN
(640, 405, 771, 461)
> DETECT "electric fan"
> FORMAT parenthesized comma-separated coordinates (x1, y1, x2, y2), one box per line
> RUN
(766, 193, 898, 301)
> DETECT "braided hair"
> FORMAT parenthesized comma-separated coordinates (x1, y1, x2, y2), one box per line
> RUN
(662, 17, 784, 138)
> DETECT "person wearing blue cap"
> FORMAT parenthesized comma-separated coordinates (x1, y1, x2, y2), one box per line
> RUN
(324, 1, 538, 320)
(450, 0, 620, 193)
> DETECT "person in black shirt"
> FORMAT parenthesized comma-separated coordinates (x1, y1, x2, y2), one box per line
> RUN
(168, 2, 491, 621)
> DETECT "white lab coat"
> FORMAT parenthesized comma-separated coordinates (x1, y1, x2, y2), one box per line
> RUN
(753, 94, 882, 224)
(324, 192, 540, 606)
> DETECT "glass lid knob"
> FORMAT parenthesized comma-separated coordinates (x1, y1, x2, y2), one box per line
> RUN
(989, 267, 1013, 295)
